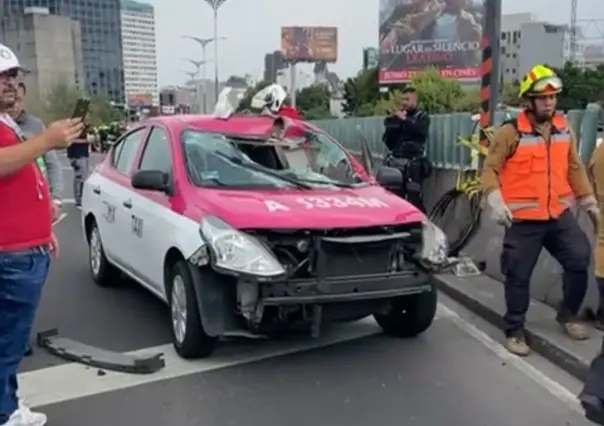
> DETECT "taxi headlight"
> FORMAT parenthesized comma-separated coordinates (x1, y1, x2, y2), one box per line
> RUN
(200, 216, 285, 277)
(420, 221, 449, 266)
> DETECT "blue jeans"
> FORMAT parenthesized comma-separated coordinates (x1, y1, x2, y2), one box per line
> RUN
(0, 249, 49, 423)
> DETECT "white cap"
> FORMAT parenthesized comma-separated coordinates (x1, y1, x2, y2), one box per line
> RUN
(0, 44, 24, 74)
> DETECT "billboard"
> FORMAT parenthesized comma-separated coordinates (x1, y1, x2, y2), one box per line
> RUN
(127, 93, 153, 106)
(280, 26, 338, 62)
(378, 0, 484, 83)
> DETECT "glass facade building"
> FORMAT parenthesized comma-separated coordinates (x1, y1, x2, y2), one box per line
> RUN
(1, 0, 125, 103)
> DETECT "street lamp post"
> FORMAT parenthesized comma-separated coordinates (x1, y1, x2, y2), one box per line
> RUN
(202, 0, 228, 104)
(182, 59, 206, 113)
(182, 71, 199, 113)
(182, 35, 224, 112)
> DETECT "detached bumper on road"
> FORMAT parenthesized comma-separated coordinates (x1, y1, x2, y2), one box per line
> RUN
(260, 271, 432, 305)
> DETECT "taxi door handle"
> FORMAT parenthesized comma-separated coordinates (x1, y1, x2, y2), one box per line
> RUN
(92, 186, 101, 194)
(123, 199, 132, 209)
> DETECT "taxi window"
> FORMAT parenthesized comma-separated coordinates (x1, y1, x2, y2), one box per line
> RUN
(112, 128, 145, 174)
(305, 132, 354, 182)
(138, 127, 172, 174)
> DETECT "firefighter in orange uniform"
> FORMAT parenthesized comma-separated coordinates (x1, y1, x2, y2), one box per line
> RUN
(481, 64, 599, 356)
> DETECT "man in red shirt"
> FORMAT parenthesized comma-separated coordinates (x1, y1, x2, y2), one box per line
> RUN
(0, 44, 82, 426)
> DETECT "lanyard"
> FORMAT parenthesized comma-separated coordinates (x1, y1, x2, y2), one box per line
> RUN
(0, 113, 26, 141)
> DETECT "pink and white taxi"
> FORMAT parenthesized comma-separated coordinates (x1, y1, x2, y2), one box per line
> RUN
(80, 95, 449, 359)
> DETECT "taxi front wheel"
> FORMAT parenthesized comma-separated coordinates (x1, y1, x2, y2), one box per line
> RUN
(88, 222, 120, 287)
(374, 286, 438, 337)
(168, 261, 217, 359)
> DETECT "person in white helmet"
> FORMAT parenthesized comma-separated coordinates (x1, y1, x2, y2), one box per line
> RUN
(0, 44, 83, 426)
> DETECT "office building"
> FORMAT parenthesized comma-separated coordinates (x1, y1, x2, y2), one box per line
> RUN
(0, 7, 84, 101)
(1, 0, 125, 103)
(581, 44, 604, 69)
(121, 0, 158, 107)
(263, 50, 285, 83)
(500, 13, 568, 82)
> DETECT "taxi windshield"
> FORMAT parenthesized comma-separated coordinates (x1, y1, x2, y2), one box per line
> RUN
(181, 128, 364, 189)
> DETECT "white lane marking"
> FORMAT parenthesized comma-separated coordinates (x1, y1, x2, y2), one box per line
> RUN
(19, 309, 445, 407)
(438, 303, 582, 413)
(20, 317, 384, 407)
(52, 213, 68, 226)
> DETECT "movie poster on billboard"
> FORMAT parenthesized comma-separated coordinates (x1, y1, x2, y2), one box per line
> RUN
(378, 0, 484, 83)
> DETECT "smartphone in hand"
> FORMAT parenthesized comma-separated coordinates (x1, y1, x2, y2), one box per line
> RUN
(71, 98, 91, 120)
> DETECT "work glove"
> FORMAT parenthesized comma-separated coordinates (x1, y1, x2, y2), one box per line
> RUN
(486, 190, 512, 227)
(579, 195, 600, 232)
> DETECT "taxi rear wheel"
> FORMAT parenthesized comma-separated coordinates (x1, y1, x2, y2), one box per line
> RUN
(169, 261, 216, 359)
(88, 222, 120, 287)
(374, 286, 438, 337)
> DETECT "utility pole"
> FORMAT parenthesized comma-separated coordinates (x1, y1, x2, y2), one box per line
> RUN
(478, 0, 502, 158)
(570, 0, 578, 63)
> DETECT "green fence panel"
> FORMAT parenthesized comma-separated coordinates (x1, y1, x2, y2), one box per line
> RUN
(579, 106, 602, 162)
(311, 108, 601, 169)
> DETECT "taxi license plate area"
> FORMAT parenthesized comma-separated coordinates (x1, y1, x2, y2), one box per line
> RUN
(315, 237, 394, 278)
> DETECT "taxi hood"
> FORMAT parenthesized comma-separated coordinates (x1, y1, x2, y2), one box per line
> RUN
(196, 186, 425, 229)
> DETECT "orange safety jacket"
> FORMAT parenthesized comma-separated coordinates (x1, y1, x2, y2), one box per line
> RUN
(499, 111, 574, 220)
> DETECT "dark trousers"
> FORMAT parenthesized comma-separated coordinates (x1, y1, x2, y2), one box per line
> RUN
(387, 156, 428, 213)
(581, 341, 604, 424)
(0, 249, 49, 422)
(70, 157, 89, 204)
(501, 209, 591, 336)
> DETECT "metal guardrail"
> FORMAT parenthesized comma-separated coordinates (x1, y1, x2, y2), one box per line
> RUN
(310, 107, 602, 169)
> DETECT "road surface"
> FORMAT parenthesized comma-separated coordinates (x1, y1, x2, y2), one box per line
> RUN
(19, 154, 595, 425)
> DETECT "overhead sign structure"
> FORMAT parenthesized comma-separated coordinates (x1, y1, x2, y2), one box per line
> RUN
(378, 0, 485, 83)
(280, 26, 338, 63)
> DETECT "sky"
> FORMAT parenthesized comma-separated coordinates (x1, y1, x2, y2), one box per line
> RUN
(147, 0, 603, 87)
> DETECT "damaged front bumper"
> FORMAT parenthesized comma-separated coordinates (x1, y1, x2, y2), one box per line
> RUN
(260, 271, 433, 305)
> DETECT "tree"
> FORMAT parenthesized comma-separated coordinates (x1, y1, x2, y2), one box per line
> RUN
(554, 62, 604, 111)
(295, 84, 333, 120)
(341, 67, 383, 116)
(501, 80, 521, 106)
(361, 69, 481, 116)
(454, 88, 481, 113)
(408, 68, 467, 113)
(88, 95, 123, 127)
(27, 81, 81, 123)
(25, 81, 123, 126)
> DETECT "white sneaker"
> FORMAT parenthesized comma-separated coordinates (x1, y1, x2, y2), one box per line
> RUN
(3, 404, 47, 426)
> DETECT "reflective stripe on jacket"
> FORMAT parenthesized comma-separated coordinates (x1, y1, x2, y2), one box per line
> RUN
(499, 111, 574, 220)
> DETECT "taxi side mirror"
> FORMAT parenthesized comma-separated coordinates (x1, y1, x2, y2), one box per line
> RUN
(131, 170, 169, 193)
(376, 166, 403, 189)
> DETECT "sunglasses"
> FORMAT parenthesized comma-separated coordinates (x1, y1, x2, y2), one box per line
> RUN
(0, 69, 19, 80)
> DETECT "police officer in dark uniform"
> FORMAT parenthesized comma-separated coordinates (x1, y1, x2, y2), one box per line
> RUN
(381, 86, 431, 211)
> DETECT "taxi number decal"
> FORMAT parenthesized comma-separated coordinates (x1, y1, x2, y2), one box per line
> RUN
(265, 197, 388, 212)
(297, 197, 388, 209)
